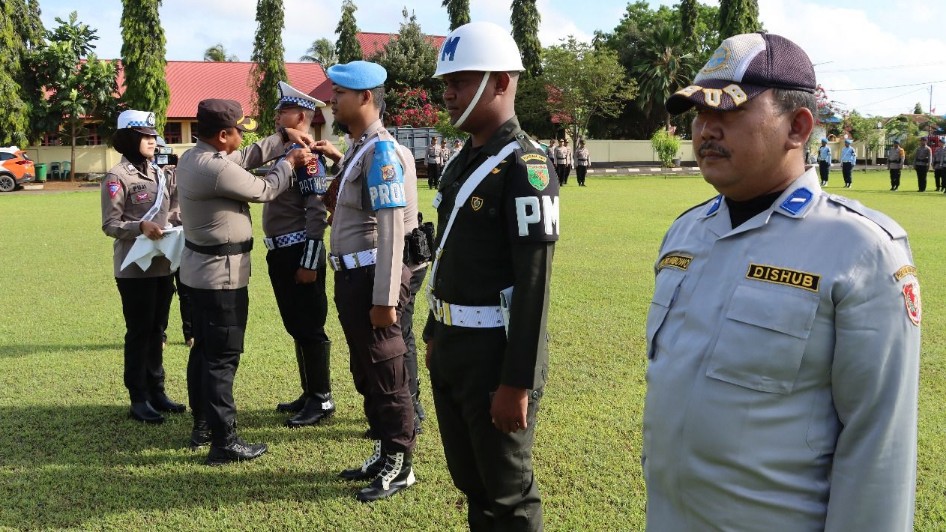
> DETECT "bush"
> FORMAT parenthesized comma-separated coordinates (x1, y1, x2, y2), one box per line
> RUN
(651, 128, 681, 167)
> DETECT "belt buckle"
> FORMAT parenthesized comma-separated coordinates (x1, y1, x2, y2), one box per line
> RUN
(428, 291, 452, 326)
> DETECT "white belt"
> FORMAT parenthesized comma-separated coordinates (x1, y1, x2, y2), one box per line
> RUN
(263, 230, 306, 250)
(427, 292, 503, 329)
(329, 248, 378, 271)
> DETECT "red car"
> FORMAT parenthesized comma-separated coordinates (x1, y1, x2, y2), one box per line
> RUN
(0, 146, 34, 192)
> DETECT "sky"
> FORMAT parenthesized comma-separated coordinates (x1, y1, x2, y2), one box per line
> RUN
(36, 0, 946, 119)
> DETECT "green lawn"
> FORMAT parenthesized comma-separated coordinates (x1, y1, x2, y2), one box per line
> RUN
(0, 170, 943, 530)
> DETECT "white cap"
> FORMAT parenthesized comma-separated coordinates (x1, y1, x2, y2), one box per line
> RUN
(275, 81, 325, 111)
(117, 110, 158, 135)
(434, 21, 525, 78)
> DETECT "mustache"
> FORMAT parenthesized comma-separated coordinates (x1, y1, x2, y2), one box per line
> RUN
(698, 142, 731, 158)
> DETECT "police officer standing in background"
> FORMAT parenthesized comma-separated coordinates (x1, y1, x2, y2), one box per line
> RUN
(554, 138, 572, 185)
(176, 99, 310, 465)
(425, 21, 559, 530)
(266, 82, 335, 428)
(646, 32, 920, 530)
(933, 138, 946, 192)
(913, 136, 932, 192)
(887, 139, 905, 190)
(575, 139, 590, 186)
(840, 138, 856, 188)
(817, 137, 831, 186)
(426, 135, 442, 189)
(102, 110, 185, 424)
(312, 60, 419, 502)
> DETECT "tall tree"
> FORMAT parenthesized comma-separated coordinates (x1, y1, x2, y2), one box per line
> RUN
(203, 44, 238, 62)
(300, 37, 337, 66)
(679, 0, 698, 51)
(441, 0, 470, 31)
(372, 8, 438, 95)
(31, 12, 119, 180)
(250, 0, 287, 135)
(718, 0, 760, 38)
(511, 0, 542, 77)
(120, 0, 170, 133)
(335, 0, 363, 63)
(632, 25, 697, 128)
(542, 37, 637, 143)
(1, 0, 45, 146)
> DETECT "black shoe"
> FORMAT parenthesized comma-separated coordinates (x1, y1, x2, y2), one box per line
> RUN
(412, 393, 426, 434)
(189, 419, 211, 450)
(286, 394, 335, 428)
(356, 451, 415, 502)
(276, 394, 306, 413)
(151, 392, 186, 413)
(340, 440, 384, 481)
(206, 435, 268, 466)
(129, 401, 164, 424)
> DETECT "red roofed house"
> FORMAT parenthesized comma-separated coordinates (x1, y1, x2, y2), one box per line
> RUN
(356, 32, 446, 59)
(31, 61, 334, 174)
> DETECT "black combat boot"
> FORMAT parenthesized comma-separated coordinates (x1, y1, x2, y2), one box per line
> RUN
(287, 341, 335, 428)
(339, 440, 384, 480)
(129, 401, 164, 424)
(412, 386, 426, 434)
(356, 450, 415, 502)
(276, 343, 307, 413)
(206, 421, 268, 466)
(151, 391, 186, 413)
(189, 418, 211, 450)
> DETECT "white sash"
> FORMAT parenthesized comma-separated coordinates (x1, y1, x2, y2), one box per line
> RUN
(337, 137, 380, 201)
(141, 162, 167, 223)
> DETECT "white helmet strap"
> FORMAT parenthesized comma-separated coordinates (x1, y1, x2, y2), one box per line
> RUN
(452, 71, 491, 129)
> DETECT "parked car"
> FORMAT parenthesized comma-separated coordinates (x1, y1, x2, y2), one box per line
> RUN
(0, 146, 34, 192)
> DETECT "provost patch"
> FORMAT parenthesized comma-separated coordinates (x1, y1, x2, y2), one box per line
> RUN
(902, 280, 921, 325)
(527, 164, 550, 191)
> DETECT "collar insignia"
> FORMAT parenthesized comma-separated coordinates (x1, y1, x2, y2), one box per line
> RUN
(779, 188, 813, 215)
(705, 195, 722, 215)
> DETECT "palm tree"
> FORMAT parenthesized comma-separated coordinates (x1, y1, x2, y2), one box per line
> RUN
(203, 43, 238, 62)
(632, 25, 697, 128)
(300, 37, 337, 66)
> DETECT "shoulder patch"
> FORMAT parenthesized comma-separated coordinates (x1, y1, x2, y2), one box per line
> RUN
(521, 153, 547, 163)
(658, 254, 692, 271)
(893, 265, 917, 281)
(902, 280, 921, 326)
(367, 140, 406, 210)
(526, 163, 550, 191)
(107, 181, 121, 198)
(827, 195, 908, 240)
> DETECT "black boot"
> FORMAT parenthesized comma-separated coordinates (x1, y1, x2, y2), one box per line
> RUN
(151, 391, 186, 413)
(129, 401, 164, 424)
(412, 392, 425, 434)
(276, 343, 307, 413)
(286, 341, 334, 428)
(206, 421, 268, 466)
(356, 450, 415, 502)
(339, 440, 384, 480)
(189, 418, 211, 450)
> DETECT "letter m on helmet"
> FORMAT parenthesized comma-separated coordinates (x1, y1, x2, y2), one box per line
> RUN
(441, 37, 461, 62)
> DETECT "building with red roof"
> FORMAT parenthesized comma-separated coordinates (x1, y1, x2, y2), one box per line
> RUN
(356, 32, 446, 59)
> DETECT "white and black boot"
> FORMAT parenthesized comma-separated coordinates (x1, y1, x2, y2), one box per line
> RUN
(339, 440, 384, 481)
(356, 451, 415, 502)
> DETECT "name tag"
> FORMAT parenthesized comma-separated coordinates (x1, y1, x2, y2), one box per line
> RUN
(659, 254, 692, 271)
(746, 263, 821, 292)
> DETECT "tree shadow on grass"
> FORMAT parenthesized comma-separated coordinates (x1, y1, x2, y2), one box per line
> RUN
(0, 405, 381, 529)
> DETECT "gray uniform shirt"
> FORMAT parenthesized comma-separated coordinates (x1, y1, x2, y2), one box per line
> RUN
(575, 147, 590, 166)
(329, 120, 418, 305)
(101, 157, 179, 278)
(644, 168, 920, 531)
(887, 146, 905, 169)
(176, 134, 292, 290)
(934, 146, 946, 169)
(913, 145, 932, 166)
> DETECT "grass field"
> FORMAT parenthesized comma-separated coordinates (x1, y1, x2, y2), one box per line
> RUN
(0, 169, 943, 530)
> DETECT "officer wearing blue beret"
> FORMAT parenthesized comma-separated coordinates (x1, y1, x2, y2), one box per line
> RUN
(817, 137, 831, 186)
(840, 138, 856, 188)
(648, 33, 920, 530)
(311, 60, 421, 502)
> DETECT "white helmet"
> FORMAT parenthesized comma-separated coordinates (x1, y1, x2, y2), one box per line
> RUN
(434, 21, 525, 78)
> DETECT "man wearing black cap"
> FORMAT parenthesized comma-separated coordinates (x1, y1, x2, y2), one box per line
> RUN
(312, 60, 420, 502)
(265, 82, 336, 428)
(176, 98, 311, 465)
(644, 33, 920, 530)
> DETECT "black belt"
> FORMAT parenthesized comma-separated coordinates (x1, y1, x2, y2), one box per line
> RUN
(185, 238, 253, 256)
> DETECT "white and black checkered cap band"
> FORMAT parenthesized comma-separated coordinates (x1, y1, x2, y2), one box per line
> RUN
(126, 120, 152, 127)
(279, 96, 317, 111)
(276, 81, 324, 110)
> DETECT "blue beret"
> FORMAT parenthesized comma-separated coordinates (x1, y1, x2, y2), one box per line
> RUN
(326, 61, 387, 90)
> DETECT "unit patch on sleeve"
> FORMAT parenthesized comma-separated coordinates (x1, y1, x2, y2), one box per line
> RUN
(658, 254, 692, 271)
(107, 181, 121, 198)
(367, 140, 406, 210)
(526, 164, 550, 191)
(746, 263, 821, 292)
(893, 265, 918, 281)
(902, 280, 921, 326)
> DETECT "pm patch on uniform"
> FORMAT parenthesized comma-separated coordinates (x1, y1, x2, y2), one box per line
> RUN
(505, 156, 560, 242)
(367, 140, 406, 210)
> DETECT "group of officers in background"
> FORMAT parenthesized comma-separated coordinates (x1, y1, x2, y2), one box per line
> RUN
(101, 20, 558, 528)
(424, 135, 463, 189)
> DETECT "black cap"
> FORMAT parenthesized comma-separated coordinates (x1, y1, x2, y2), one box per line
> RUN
(197, 99, 258, 132)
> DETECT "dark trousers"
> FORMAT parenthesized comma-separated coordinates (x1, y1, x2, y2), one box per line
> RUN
(186, 285, 249, 445)
(818, 161, 830, 183)
(427, 163, 441, 189)
(266, 245, 329, 343)
(400, 265, 427, 397)
(916, 165, 929, 192)
(334, 264, 415, 453)
(935, 168, 946, 190)
(556, 164, 570, 185)
(430, 327, 544, 531)
(575, 165, 587, 186)
(842, 162, 853, 185)
(115, 276, 174, 403)
(890, 168, 901, 189)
